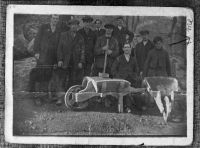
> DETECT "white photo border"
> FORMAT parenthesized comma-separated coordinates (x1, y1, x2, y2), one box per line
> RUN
(5, 5, 194, 146)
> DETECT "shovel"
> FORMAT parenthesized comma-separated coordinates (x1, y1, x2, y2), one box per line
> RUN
(99, 38, 110, 78)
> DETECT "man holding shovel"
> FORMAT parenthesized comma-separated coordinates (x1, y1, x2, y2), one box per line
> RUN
(93, 24, 119, 108)
(93, 24, 119, 77)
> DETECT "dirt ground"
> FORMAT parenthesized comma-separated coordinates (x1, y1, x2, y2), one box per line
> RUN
(13, 93, 187, 136)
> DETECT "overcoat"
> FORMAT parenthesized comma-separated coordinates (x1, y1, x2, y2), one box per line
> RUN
(57, 31, 85, 69)
(111, 54, 138, 83)
(112, 26, 134, 55)
(34, 23, 64, 65)
(94, 28, 105, 41)
(135, 40, 154, 73)
(78, 28, 96, 65)
(94, 35, 119, 70)
(144, 48, 171, 77)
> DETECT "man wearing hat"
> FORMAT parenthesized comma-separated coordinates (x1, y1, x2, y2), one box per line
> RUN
(144, 36, 171, 77)
(78, 16, 96, 76)
(112, 17, 134, 55)
(56, 19, 85, 105)
(135, 30, 154, 78)
(93, 23, 119, 76)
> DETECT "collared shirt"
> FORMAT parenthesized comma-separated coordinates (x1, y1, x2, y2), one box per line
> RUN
(50, 23, 56, 33)
(143, 40, 148, 46)
(124, 54, 130, 62)
(118, 26, 122, 30)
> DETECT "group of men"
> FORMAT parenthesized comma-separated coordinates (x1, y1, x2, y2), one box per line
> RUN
(30, 15, 171, 109)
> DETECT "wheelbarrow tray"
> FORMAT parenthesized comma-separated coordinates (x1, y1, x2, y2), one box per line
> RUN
(65, 76, 145, 112)
(143, 76, 179, 122)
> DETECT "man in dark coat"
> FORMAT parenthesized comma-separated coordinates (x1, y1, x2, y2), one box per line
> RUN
(78, 16, 96, 76)
(56, 19, 85, 105)
(111, 43, 147, 112)
(93, 24, 119, 77)
(135, 30, 154, 76)
(112, 43, 138, 112)
(144, 36, 171, 77)
(33, 15, 61, 67)
(112, 17, 134, 55)
(111, 43, 138, 86)
(93, 19, 105, 41)
(29, 15, 64, 105)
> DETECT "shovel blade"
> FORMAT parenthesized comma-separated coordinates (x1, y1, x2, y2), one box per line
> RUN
(98, 72, 109, 78)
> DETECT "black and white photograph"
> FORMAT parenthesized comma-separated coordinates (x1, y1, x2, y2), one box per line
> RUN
(5, 5, 193, 145)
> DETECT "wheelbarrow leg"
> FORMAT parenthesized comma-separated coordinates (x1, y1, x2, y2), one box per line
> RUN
(118, 94, 124, 113)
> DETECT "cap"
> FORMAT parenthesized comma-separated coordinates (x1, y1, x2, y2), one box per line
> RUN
(125, 31, 134, 38)
(104, 24, 115, 29)
(68, 19, 80, 25)
(139, 30, 149, 35)
(153, 36, 163, 44)
(82, 16, 93, 23)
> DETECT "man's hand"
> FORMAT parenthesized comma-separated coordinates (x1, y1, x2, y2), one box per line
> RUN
(78, 63, 83, 69)
(34, 53, 40, 60)
(106, 49, 112, 55)
(102, 45, 108, 51)
(58, 61, 63, 68)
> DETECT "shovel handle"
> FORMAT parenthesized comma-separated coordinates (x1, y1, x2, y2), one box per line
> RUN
(103, 39, 109, 73)
(103, 51, 108, 73)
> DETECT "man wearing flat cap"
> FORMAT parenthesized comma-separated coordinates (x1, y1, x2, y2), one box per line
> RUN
(135, 29, 154, 79)
(56, 19, 85, 105)
(112, 17, 134, 55)
(93, 23, 119, 76)
(78, 16, 96, 76)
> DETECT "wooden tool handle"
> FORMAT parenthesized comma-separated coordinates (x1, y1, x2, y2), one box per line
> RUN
(103, 39, 109, 73)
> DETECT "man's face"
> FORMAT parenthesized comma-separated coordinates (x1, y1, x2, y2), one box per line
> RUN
(117, 19, 124, 27)
(123, 45, 132, 55)
(83, 21, 91, 29)
(105, 28, 113, 37)
(51, 15, 59, 26)
(142, 34, 149, 41)
(27, 28, 37, 41)
(155, 41, 163, 49)
(70, 24, 79, 32)
(95, 21, 102, 29)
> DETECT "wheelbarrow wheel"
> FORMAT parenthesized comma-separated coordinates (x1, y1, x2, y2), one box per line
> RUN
(64, 85, 88, 110)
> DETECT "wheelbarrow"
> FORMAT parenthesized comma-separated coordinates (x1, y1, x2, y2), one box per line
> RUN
(64, 76, 146, 112)
(142, 76, 179, 122)
(64, 76, 180, 122)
